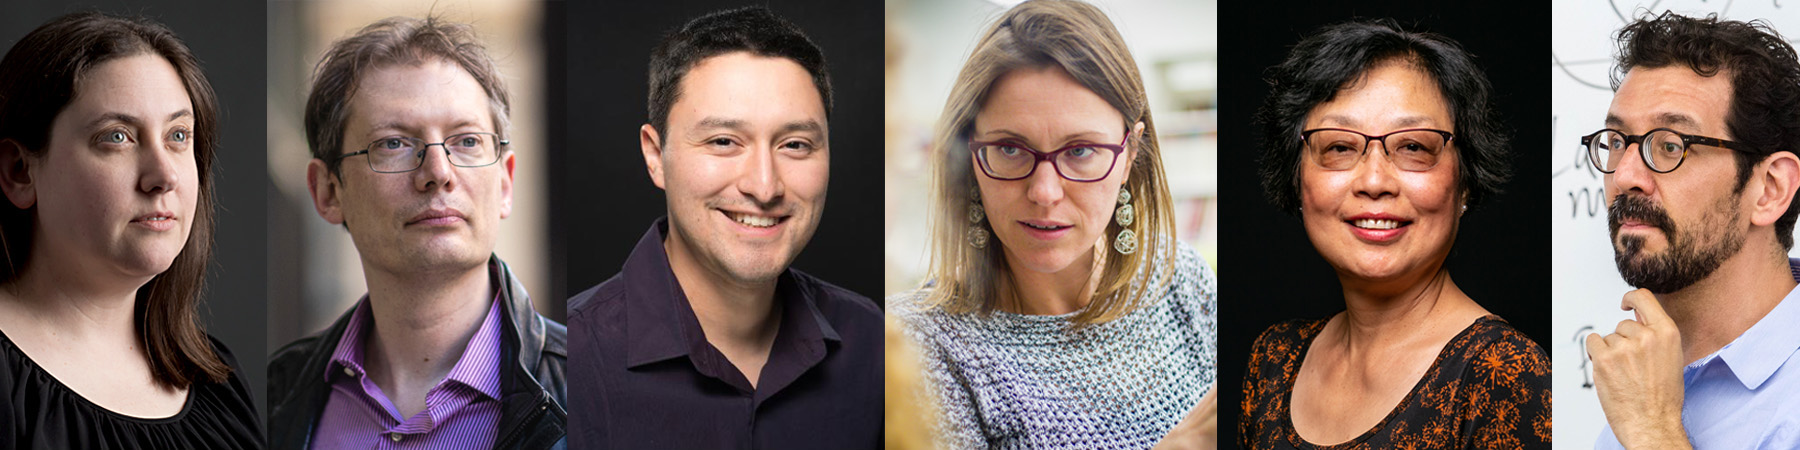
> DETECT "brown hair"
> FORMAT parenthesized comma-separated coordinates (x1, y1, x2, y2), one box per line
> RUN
(923, 0, 1177, 325)
(305, 16, 513, 174)
(0, 11, 227, 387)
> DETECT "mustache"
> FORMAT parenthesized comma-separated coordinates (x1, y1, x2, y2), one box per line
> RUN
(1608, 194, 1675, 238)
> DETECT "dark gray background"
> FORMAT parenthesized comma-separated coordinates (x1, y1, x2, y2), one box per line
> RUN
(560, 0, 886, 301)
(0, 1, 269, 412)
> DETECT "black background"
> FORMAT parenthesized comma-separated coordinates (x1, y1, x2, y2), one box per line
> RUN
(560, 0, 886, 300)
(0, 1, 268, 411)
(1215, 1, 1552, 447)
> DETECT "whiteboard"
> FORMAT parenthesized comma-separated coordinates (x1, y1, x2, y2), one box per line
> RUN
(1550, 2, 1798, 447)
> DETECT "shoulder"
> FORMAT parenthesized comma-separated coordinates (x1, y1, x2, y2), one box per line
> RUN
(267, 323, 339, 398)
(539, 314, 569, 363)
(567, 273, 629, 320)
(1250, 318, 1327, 356)
(791, 268, 881, 322)
(1459, 317, 1552, 379)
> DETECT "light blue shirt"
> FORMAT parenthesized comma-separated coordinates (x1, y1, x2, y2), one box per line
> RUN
(1596, 259, 1800, 449)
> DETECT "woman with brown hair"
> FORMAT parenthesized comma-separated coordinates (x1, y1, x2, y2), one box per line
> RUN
(0, 12, 261, 449)
(887, 0, 1217, 447)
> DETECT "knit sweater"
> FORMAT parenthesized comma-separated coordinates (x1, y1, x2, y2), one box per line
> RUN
(889, 242, 1217, 449)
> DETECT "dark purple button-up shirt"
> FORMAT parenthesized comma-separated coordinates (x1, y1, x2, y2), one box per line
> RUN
(566, 218, 883, 449)
(313, 293, 505, 449)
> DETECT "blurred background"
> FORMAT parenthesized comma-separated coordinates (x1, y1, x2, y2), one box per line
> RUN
(0, 0, 268, 411)
(1550, 2, 1800, 446)
(266, 0, 563, 353)
(883, 0, 1220, 296)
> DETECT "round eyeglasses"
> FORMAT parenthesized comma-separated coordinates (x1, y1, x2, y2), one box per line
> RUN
(336, 132, 510, 173)
(969, 134, 1128, 182)
(1581, 128, 1755, 174)
(1300, 128, 1454, 171)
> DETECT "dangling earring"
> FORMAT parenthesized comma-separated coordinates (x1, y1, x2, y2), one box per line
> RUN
(968, 189, 990, 249)
(1113, 187, 1137, 255)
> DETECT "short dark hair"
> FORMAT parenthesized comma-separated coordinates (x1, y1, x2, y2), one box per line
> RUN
(1613, 12, 1800, 249)
(646, 6, 832, 136)
(305, 16, 513, 177)
(1256, 19, 1511, 214)
(0, 11, 227, 388)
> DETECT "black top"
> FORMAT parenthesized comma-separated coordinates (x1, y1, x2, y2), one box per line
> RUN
(0, 331, 263, 449)
(1240, 315, 1551, 450)
(566, 218, 883, 449)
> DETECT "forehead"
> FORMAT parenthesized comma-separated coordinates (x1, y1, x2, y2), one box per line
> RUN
(972, 65, 1123, 137)
(1608, 66, 1734, 133)
(669, 52, 825, 128)
(61, 53, 193, 125)
(1305, 61, 1452, 131)
(344, 58, 494, 137)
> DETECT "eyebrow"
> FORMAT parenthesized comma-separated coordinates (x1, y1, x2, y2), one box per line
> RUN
(975, 128, 1110, 145)
(84, 109, 192, 129)
(778, 120, 825, 135)
(365, 120, 483, 137)
(1313, 114, 1437, 130)
(1604, 111, 1702, 131)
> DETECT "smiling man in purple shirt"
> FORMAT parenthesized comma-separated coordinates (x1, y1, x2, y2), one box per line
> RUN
(266, 16, 568, 450)
(565, 6, 882, 449)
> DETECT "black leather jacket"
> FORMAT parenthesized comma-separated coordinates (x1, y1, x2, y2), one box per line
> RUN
(266, 256, 568, 449)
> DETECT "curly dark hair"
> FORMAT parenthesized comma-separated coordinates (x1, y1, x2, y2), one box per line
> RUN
(646, 6, 831, 137)
(1613, 11, 1800, 249)
(1255, 19, 1510, 215)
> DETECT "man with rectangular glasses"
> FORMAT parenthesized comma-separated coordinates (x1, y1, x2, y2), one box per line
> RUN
(1580, 11, 1800, 450)
(266, 16, 567, 450)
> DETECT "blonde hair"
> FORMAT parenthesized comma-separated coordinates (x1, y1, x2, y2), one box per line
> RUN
(922, 0, 1176, 325)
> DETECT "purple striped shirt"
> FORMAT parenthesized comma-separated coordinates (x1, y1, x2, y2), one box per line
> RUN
(312, 294, 505, 449)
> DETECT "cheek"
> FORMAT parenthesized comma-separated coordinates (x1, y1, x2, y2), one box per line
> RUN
(782, 159, 830, 200)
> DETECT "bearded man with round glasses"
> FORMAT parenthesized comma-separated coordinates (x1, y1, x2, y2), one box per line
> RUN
(1581, 11, 1800, 450)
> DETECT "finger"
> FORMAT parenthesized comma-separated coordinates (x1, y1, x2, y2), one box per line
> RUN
(1621, 289, 1671, 329)
(1585, 331, 1607, 359)
(1613, 319, 1645, 339)
(1603, 332, 1626, 347)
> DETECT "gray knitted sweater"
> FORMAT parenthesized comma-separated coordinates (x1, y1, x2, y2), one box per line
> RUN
(889, 242, 1217, 449)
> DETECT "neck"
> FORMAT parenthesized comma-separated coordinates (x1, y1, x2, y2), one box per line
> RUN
(663, 233, 782, 353)
(0, 251, 150, 343)
(1000, 242, 1102, 316)
(1660, 239, 1795, 364)
(360, 259, 494, 395)
(1334, 263, 1475, 349)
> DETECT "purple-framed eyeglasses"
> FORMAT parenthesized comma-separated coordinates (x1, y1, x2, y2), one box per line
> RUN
(969, 133, 1129, 182)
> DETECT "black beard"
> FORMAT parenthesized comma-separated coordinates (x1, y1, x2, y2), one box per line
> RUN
(1608, 193, 1744, 294)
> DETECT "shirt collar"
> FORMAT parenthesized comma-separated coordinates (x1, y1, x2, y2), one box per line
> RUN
(1697, 258, 1800, 390)
(324, 287, 508, 401)
(619, 217, 841, 372)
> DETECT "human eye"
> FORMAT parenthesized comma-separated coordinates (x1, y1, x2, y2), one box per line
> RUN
(780, 139, 816, 154)
(95, 128, 133, 148)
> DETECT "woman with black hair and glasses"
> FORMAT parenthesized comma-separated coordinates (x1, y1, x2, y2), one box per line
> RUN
(0, 12, 261, 449)
(1239, 20, 1549, 450)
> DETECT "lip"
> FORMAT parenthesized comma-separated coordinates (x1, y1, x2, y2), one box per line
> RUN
(130, 211, 178, 232)
(1344, 212, 1411, 243)
(718, 209, 788, 237)
(1018, 219, 1073, 241)
(407, 208, 467, 226)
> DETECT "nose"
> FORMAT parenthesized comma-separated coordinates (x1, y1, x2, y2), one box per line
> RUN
(413, 141, 457, 192)
(1349, 140, 1399, 200)
(1024, 160, 1065, 206)
(139, 141, 181, 195)
(1607, 141, 1656, 197)
(737, 143, 785, 206)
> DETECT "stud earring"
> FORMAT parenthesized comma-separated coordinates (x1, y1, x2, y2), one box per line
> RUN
(968, 189, 989, 249)
(1114, 187, 1137, 255)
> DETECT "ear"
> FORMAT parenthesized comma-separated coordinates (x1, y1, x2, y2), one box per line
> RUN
(1752, 151, 1800, 227)
(640, 124, 667, 190)
(306, 159, 345, 225)
(0, 140, 36, 210)
(498, 150, 516, 219)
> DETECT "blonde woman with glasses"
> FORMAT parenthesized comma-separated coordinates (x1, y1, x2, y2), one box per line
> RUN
(888, 1, 1217, 448)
